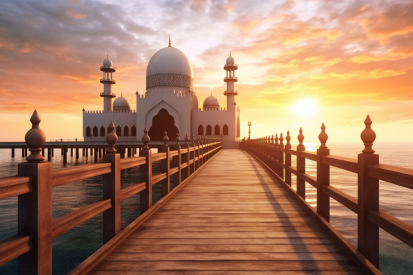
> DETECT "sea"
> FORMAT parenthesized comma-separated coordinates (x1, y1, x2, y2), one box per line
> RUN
(0, 143, 412, 275)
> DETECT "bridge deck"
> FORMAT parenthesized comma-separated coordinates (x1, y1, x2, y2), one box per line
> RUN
(90, 150, 363, 274)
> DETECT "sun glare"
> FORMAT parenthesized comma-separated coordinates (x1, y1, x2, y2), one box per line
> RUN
(290, 100, 318, 117)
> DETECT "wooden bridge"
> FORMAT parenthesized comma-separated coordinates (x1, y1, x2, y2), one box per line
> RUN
(1, 111, 413, 275)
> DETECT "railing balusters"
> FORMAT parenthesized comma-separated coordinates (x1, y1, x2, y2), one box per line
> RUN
(285, 131, 292, 186)
(278, 133, 284, 180)
(102, 122, 120, 243)
(173, 133, 181, 188)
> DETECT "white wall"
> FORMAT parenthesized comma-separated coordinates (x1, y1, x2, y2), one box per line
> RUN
(83, 110, 137, 141)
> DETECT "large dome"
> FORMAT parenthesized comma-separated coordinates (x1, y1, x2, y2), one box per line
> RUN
(146, 47, 194, 90)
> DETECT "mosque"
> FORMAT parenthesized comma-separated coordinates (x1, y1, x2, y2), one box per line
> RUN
(83, 38, 240, 149)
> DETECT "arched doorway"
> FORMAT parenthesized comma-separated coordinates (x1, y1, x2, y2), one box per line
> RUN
(148, 108, 179, 141)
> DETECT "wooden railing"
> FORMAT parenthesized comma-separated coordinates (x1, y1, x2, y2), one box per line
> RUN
(0, 111, 222, 274)
(240, 116, 413, 275)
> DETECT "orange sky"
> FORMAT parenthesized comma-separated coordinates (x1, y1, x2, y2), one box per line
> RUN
(0, 0, 412, 143)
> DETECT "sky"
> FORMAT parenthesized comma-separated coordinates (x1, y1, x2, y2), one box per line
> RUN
(0, 0, 412, 144)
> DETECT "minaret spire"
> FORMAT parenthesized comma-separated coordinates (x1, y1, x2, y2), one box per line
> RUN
(168, 35, 171, 47)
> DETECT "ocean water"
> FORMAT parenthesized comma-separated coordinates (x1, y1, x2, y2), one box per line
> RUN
(1, 144, 412, 274)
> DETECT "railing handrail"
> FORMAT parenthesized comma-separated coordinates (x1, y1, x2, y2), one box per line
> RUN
(240, 118, 413, 274)
(0, 111, 223, 274)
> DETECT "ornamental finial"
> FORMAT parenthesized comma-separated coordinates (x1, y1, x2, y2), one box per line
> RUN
(279, 133, 284, 146)
(142, 127, 150, 150)
(319, 123, 328, 149)
(168, 34, 171, 47)
(185, 134, 189, 143)
(107, 53, 109, 59)
(275, 134, 278, 145)
(106, 121, 118, 154)
(163, 131, 169, 146)
(230, 50, 231, 57)
(361, 115, 376, 154)
(25, 110, 46, 162)
(297, 128, 305, 150)
(286, 131, 291, 146)
(175, 132, 180, 145)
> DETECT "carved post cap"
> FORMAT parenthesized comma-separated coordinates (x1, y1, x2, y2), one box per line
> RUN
(286, 130, 291, 145)
(279, 133, 284, 144)
(185, 134, 189, 143)
(163, 131, 169, 146)
(361, 115, 376, 154)
(275, 134, 279, 145)
(106, 121, 118, 154)
(25, 110, 46, 162)
(319, 123, 328, 149)
(142, 127, 150, 150)
(175, 132, 180, 145)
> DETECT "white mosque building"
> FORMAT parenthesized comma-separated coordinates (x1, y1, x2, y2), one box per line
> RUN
(83, 39, 240, 149)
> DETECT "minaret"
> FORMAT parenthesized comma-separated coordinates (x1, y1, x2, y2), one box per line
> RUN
(224, 51, 238, 110)
(100, 54, 116, 112)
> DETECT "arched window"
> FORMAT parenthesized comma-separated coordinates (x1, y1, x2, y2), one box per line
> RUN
(86, 126, 91, 137)
(100, 126, 105, 136)
(198, 125, 204, 136)
(124, 126, 129, 136)
(223, 124, 228, 135)
(214, 124, 220, 135)
(116, 126, 122, 136)
(206, 125, 212, 135)
(93, 126, 98, 137)
(131, 126, 136, 136)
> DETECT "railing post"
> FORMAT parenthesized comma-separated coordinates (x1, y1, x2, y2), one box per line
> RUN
(18, 110, 52, 275)
(161, 131, 170, 197)
(76, 147, 79, 159)
(278, 133, 284, 179)
(191, 135, 196, 173)
(139, 128, 152, 213)
(184, 135, 190, 178)
(47, 148, 51, 161)
(297, 128, 306, 198)
(358, 115, 379, 267)
(285, 131, 292, 186)
(102, 121, 120, 244)
(172, 133, 181, 188)
(317, 123, 330, 221)
(274, 134, 279, 175)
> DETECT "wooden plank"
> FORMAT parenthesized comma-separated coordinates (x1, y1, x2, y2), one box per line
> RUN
(299, 151, 317, 162)
(118, 238, 338, 245)
(90, 271, 362, 275)
(93, 260, 361, 272)
(0, 235, 32, 266)
(52, 199, 112, 239)
(0, 176, 32, 200)
(52, 163, 111, 187)
(151, 152, 167, 162)
(322, 185, 358, 213)
(367, 163, 413, 189)
(119, 157, 146, 170)
(367, 209, 413, 248)
(151, 172, 167, 185)
(322, 155, 358, 173)
(120, 182, 146, 201)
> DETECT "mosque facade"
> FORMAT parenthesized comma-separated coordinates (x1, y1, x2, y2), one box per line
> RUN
(83, 40, 240, 149)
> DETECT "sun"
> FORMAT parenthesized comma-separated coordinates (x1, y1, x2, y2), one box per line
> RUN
(290, 100, 318, 117)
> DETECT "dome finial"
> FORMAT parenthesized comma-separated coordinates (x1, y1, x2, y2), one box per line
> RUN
(121, 91, 122, 97)
(168, 34, 171, 47)
(107, 53, 109, 59)
(230, 50, 231, 57)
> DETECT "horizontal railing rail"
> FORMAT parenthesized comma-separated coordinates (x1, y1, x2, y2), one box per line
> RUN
(0, 111, 223, 275)
(240, 117, 413, 275)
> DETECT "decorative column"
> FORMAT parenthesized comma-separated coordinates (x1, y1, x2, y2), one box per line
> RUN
(297, 128, 306, 198)
(161, 131, 170, 197)
(140, 128, 152, 213)
(18, 110, 52, 275)
(102, 121, 120, 243)
(317, 123, 330, 221)
(358, 115, 379, 267)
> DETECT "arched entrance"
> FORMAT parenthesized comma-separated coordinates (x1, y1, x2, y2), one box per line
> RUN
(148, 108, 179, 141)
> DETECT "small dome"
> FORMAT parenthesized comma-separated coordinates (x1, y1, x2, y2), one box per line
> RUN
(113, 95, 131, 110)
(226, 55, 234, 65)
(103, 57, 113, 67)
(203, 95, 220, 109)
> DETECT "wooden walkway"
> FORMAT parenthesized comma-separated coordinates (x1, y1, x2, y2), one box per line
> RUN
(90, 150, 363, 274)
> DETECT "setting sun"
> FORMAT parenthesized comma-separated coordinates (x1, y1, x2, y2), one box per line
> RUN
(290, 99, 318, 117)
